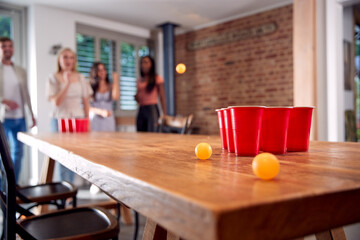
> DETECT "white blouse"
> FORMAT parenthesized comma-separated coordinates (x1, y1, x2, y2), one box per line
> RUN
(46, 73, 92, 118)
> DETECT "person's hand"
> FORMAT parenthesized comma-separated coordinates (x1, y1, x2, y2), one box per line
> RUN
(157, 114, 166, 125)
(30, 117, 37, 128)
(101, 109, 112, 118)
(63, 71, 72, 85)
(2, 99, 19, 110)
(158, 114, 165, 121)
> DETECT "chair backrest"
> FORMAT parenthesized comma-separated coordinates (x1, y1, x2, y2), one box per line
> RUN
(158, 114, 194, 134)
(0, 122, 16, 240)
(185, 114, 194, 134)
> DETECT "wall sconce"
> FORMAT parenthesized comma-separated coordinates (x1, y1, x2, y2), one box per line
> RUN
(49, 44, 62, 55)
(176, 63, 186, 74)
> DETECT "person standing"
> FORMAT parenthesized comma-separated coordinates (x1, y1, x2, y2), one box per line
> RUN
(135, 56, 166, 132)
(46, 48, 92, 182)
(0, 37, 36, 183)
(89, 62, 119, 132)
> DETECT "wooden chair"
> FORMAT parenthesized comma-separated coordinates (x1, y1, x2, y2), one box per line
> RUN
(158, 114, 194, 134)
(16, 180, 77, 214)
(0, 122, 119, 240)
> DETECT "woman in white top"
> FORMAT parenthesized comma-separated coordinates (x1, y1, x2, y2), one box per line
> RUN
(46, 48, 92, 182)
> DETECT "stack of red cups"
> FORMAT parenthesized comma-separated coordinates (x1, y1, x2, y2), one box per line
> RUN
(216, 106, 314, 156)
(58, 118, 89, 133)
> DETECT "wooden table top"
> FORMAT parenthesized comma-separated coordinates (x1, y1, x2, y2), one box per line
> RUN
(18, 132, 360, 240)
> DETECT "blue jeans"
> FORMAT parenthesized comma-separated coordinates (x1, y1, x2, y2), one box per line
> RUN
(50, 118, 74, 183)
(3, 118, 26, 183)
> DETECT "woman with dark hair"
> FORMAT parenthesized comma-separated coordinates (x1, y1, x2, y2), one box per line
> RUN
(135, 56, 166, 132)
(89, 62, 119, 132)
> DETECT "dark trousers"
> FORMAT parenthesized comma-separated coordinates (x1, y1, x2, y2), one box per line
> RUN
(136, 104, 159, 132)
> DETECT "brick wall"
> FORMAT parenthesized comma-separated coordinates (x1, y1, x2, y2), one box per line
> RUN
(175, 5, 293, 135)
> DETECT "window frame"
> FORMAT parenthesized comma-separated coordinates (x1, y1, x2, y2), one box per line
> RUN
(0, 2, 27, 68)
(76, 23, 149, 117)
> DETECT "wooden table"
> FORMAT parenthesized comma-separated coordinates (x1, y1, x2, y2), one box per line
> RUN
(18, 132, 360, 240)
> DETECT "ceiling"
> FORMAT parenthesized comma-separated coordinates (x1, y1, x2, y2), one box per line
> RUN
(4, 0, 292, 31)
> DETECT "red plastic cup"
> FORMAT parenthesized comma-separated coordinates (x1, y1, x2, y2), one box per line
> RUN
(287, 107, 314, 152)
(223, 108, 235, 153)
(229, 106, 265, 156)
(66, 119, 75, 133)
(216, 109, 228, 150)
(58, 119, 67, 133)
(260, 107, 292, 154)
(75, 118, 89, 132)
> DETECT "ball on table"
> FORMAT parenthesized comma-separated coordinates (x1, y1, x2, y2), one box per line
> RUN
(195, 143, 212, 160)
(252, 153, 280, 180)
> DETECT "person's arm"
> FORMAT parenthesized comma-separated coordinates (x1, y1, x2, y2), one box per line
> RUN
(1, 99, 18, 110)
(158, 83, 167, 116)
(111, 72, 120, 101)
(89, 106, 112, 117)
(134, 79, 139, 103)
(49, 72, 72, 106)
(21, 68, 36, 127)
(83, 97, 90, 118)
(134, 91, 139, 103)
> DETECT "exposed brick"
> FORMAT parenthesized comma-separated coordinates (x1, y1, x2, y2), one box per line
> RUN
(175, 5, 293, 135)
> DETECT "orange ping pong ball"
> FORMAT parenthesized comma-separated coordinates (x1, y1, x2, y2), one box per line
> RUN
(176, 63, 186, 74)
(195, 143, 212, 160)
(252, 153, 280, 180)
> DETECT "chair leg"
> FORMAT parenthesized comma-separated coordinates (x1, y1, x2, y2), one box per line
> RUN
(72, 196, 77, 207)
(116, 203, 121, 222)
(58, 199, 66, 209)
(25, 203, 37, 212)
(133, 210, 139, 240)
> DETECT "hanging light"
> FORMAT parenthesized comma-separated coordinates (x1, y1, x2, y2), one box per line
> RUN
(176, 63, 186, 74)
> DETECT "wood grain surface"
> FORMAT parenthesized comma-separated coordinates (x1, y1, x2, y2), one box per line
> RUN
(18, 132, 360, 240)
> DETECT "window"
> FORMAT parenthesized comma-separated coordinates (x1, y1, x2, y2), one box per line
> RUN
(138, 45, 150, 57)
(0, 15, 11, 37)
(120, 43, 137, 110)
(76, 33, 95, 78)
(76, 24, 150, 113)
(355, 25, 360, 141)
(0, 3, 26, 67)
(100, 39, 116, 80)
(119, 44, 150, 110)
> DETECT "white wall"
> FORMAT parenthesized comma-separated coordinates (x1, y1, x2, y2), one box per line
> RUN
(316, 0, 328, 141)
(27, 4, 151, 182)
(326, 0, 345, 141)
